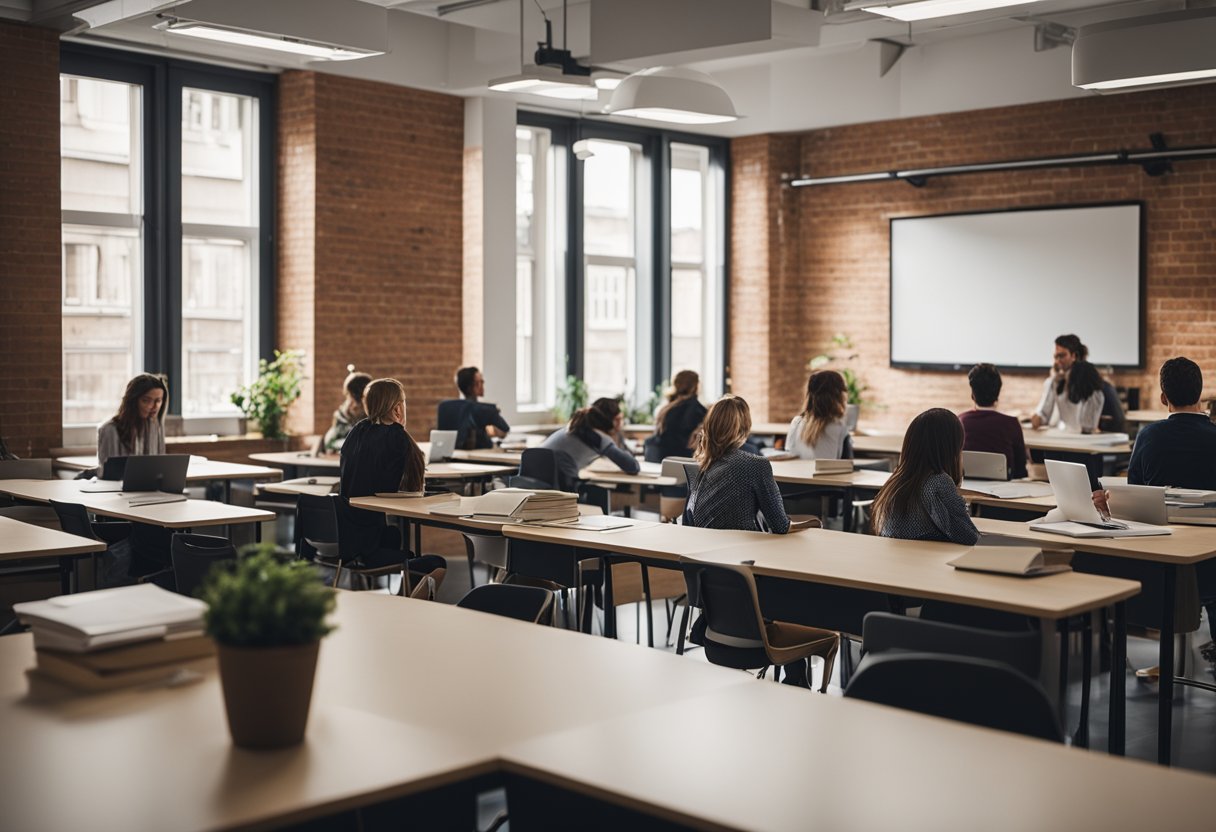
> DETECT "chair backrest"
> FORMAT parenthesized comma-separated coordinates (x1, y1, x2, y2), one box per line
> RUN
(860, 612, 1041, 679)
(409, 567, 446, 601)
(456, 583, 553, 624)
(512, 448, 560, 490)
(660, 456, 696, 487)
(679, 557, 770, 670)
(170, 533, 237, 598)
(47, 499, 99, 541)
(0, 458, 52, 480)
(844, 652, 1064, 742)
(295, 493, 339, 558)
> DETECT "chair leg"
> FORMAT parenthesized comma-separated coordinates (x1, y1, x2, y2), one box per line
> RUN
(666, 595, 686, 647)
(819, 638, 841, 694)
(332, 561, 343, 589)
(641, 564, 654, 648)
(675, 603, 691, 656)
(839, 634, 855, 688)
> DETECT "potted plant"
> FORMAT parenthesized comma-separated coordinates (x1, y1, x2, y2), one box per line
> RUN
(553, 373, 588, 422)
(200, 545, 335, 749)
(230, 349, 305, 440)
(809, 334, 873, 420)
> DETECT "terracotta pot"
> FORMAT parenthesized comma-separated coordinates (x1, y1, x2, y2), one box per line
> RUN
(216, 641, 320, 749)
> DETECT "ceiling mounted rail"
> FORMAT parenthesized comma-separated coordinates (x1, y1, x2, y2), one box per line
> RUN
(788, 137, 1216, 188)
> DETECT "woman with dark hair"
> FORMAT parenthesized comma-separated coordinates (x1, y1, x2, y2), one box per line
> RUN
(315, 365, 372, 455)
(541, 396, 640, 489)
(786, 370, 854, 460)
(1037, 359, 1105, 434)
(1032, 334, 1122, 431)
(872, 408, 979, 545)
(644, 370, 708, 462)
(97, 373, 169, 468)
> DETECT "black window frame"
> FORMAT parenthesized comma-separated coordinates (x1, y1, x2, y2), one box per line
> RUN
(60, 43, 276, 419)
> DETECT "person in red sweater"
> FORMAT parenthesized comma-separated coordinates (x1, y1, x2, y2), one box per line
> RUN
(959, 363, 1028, 479)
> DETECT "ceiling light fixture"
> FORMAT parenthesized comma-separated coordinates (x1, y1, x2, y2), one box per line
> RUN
(1072, 8, 1216, 92)
(592, 71, 624, 91)
(847, 0, 1033, 22)
(154, 15, 384, 61)
(489, 65, 598, 100)
(605, 66, 739, 125)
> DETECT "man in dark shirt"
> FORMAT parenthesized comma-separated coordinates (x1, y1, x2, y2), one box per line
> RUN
(959, 363, 1028, 479)
(436, 366, 511, 450)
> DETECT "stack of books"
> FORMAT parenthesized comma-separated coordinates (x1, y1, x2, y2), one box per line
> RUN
(14, 584, 213, 692)
(432, 488, 580, 523)
(1166, 488, 1216, 524)
(808, 458, 853, 475)
(511, 489, 580, 523)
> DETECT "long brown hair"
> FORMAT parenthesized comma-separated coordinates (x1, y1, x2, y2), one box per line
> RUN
(362, 378, 426, 492)
(799, 370, 847, 447)
(695, 395, 752, 470)
(1066, 360, 1103, 405)
(870, 408, 964, 534)
(655, 370, 700, 433)
(569, 398, 619, 446)
(112, 373, 169, 448)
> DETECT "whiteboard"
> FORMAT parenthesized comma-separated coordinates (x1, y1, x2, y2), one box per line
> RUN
(889, 204, 1143, 370)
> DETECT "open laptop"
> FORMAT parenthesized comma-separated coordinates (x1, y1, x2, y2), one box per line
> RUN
(80, 454, 190, 495)
(960, 450, 1054, 499)
(962, 450, 1007, 481)
(1097, 478, 1169, 525)
(428, 430, 458, 463)
(1030, 460, 1169, 537)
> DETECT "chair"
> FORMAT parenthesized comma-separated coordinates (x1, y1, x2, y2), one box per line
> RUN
(509, 448, 561, 490)
(409, 567, 446, 601)
(47, 499, 134, 589)
(457, 583, 554, 624)
(679, 556, 839, 692)
(462, 533, 508, 587)
(857, 611, 1041, 679)
(844, 652, 1064, 742)
(658, 456, 695, 522)
(170, 533, 237, 598)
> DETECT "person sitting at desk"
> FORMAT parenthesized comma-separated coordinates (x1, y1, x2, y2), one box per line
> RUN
(314, 366, 371, 455)
(97, 373, 168, 468)
(338, 378, 446, 584)
(1033, 359, 1105, 434)
(684, 395, 794, 534)
(872, 408, 979, 546)
(786, 370, 854, 461)
(437, 366, 510, 450)
(1032, 334, 1124, 432)
(643, 370, 708, 462)
(959, 363, 1028, 479)
(541, 397, 639, 491)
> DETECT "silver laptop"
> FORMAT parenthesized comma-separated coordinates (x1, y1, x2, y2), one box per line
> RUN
(428, 430, 458, 463)
(962, 450, 1007, 482)
(1098, 478, 1169, 525)
(1045, 460, 1129, 528)
(80, 454, 190, 495)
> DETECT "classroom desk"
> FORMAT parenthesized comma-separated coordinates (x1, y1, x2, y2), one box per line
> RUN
(256, 476, 340, 498)
(451, 447, 525, 465)
(974, 517, 1216, 766)
(1124, 409, 1170, 425)
(0, 515, 107, 594)
(249, 449, 341, 474)
(250, 451, 516, 493)
(55, 455, 282, 502)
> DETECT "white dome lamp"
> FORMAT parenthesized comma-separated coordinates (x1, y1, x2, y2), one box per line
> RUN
(605, 66, 739, 126)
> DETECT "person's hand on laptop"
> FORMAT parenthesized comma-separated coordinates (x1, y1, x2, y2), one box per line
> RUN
(1091, 489, 1111, 517)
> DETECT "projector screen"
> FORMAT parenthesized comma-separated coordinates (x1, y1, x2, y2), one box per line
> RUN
(889, 203, 1143, 371)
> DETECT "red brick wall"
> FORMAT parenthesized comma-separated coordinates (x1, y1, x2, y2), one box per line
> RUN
(278, 71, 465, 438)
(0, 22, 61, 458)
(733, 86, 1216, 429)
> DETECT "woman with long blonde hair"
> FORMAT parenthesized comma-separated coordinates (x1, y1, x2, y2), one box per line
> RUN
(644, 369, 708, 462)
(684, 395, 791, 533)
(786, 370, 853, 460)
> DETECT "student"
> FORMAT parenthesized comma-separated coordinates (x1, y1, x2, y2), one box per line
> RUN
(872, 408, 979, 545)
(338, 378, 446, 579)
(643, 370, 708, 462)
(315, 366, 372, 455)
(785, 370, 854, 460)
(97, 373, 169, 468)
(959, 363, 1028, 479)
(1034, 359, 1105, 433)
(1031, 334, 1124, 431)
(684, 395, 797, 534)
(541, 397, 639, 491)
(436, 366, 510, 450)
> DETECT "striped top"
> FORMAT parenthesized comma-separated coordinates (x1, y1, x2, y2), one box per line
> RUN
(685, 449, 790, 534)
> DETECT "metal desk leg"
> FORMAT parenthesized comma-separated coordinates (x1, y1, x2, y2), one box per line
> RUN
(58, 556, 74, 595)
(413, 521, 423, 559)
(1110, 601, 1126, 756)
(843, 491, 855, 532)
(602, 555, 617, 639)
(1075, 614, 1092, 749)
(1058, 616, 1071, 727)
(255, 522, 262, 544)
(1158, 564, 1176, 765)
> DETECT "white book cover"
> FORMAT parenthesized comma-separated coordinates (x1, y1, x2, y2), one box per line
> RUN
(14, 584, 207, 647)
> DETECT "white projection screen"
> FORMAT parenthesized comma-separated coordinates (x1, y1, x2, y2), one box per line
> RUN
(889, 203, 1143, 370)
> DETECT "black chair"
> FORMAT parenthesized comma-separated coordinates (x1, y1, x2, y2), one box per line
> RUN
(679, 556, 839, 692)
(844, 652, 1064, 742)
(509, 448, 562, 490)
(170, 533, 237, 598)
(858, 611, 1041, 679)
(47, 499, 134, 590)
(456, 583, 554, 624)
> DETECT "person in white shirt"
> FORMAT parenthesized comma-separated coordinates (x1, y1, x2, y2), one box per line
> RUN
(785, 370, 854, 460)
(1035, 359, 1105, 433)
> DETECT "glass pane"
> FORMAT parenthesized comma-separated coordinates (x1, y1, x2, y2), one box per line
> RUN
(516, 128, 535, 251)
(583, 263, 635, 401)
(516, 257, 534, 404)
(583, 140, 634, 258)
(671, 166, 704, 264)
(61, 76, 140, 215)
(181, 89, 256, 226)
(671, 268, 704, 377)
(181, 237, 250, 416)
(61, 225, 140, 427)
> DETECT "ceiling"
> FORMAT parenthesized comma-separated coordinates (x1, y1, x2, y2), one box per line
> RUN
(4, 0, 1202, 136)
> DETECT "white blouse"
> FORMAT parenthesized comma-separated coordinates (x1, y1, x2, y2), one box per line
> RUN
(785, 415, 851, 460)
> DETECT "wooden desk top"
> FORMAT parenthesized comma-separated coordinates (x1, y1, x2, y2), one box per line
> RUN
(451, 447, 525, 465)
(56, 455, 283, 483)
(250, 450, 341, 469)
(769, 463, 890, 490)
(349, 494, 602, 534)
(256, 477, 339, 498)
(1124, 409, 1170, 424)
(0, 515, 106, 562)
(501, 683, 1216, 832)
(0, 480, 273, 528)
(850, 429, 1133, 457)
(975, 518, 1216, 565)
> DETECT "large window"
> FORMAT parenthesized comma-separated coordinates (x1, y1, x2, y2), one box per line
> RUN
(59, 47, 273, 438)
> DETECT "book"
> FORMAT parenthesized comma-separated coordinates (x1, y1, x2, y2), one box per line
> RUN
(809, 459, 853, 475)
(32, 651, 204, 692)
(948, 546, 1073, 577)
(430, 488, 579, 523)
(14, 584, 207, 653)
(373, 491, 427, 499)
(39, 632, 214, 672)
(1028, 520, 1172, 539)
(126, 493, 188, 507)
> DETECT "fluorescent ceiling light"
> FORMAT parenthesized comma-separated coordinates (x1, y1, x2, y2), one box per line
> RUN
(851, 0, 1032, 22)
(1072, 8, 1216, 93)
(154, 15, 383, 61)
(489, 66, 598, 100)
(605, 66, 739, 125)
(592, 71, 624, 90)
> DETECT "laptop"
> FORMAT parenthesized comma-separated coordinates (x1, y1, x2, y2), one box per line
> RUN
(962, 450, 1007, 481)
(960, 450, 1054, 499)
(1098, 478, 1169, 525)
(81, 454, 190, 495)
(428, 430, 458, 464)
(1029, 460, 1170, 537)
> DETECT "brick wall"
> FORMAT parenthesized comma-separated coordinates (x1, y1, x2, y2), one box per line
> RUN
(0, 22, 60, 458)
(733, 86, 1216, 429)
(278, 71, 465, 439)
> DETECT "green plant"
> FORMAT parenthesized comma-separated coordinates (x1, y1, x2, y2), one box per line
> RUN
(554, 373, 588, 422)
(230, 349, 305, 439)
(200, 545, 335, 648)
(809, 333, 871, 408)
(620, 383, 664, 425)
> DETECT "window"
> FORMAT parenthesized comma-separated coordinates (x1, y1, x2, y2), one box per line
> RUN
(59, 47, 273, 437)
(670, 143, 723, 398)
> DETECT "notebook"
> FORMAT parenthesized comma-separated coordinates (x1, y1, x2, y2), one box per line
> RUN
(948, 546, 1073, 577)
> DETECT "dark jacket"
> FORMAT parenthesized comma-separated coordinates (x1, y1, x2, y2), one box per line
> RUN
(437, 399, 510, 450)
(338, 421, 422, 556)
(644, 397, 708, 462)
